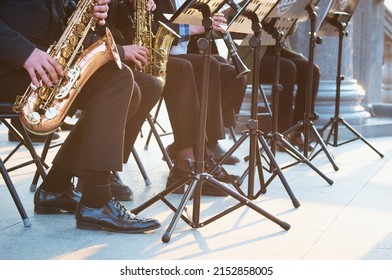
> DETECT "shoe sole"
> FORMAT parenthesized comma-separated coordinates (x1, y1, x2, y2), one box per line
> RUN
(76, 221, 161, 234)
(34, 204, 76, 214)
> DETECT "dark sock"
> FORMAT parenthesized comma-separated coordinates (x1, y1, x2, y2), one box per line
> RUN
(39, 166, 73, 193)
(80, 170, 112, 208)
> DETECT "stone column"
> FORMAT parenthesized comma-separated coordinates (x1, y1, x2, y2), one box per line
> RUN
(381, 41, 392, 104)
(372, 2, 392, 117)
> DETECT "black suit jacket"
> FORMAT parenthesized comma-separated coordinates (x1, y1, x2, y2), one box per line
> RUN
(0, 0, 68, 78)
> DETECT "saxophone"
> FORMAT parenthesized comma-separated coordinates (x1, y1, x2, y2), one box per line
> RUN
(133, 0, 180, 86)
(13, 0, 122, 135)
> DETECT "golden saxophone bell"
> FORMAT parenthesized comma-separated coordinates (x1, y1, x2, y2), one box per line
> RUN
(14, 1, 122, 135)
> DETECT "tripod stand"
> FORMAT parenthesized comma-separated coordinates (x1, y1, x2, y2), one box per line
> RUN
(259, 16, 334, 192)
(131, 1, 290, 243)
(280, 4, 339, 171)
(319, 14, 384, 158)
(209, 13, 300, 206)
(216, 3, 333, 204)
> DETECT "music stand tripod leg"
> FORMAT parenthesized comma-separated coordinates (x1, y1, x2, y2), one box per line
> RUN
(280, 4, 339, 172)
(320, 21, 384, 158)
(210, 18, 300, 207)
(132, 5, 291, 243)
(257, 18, 323, 201)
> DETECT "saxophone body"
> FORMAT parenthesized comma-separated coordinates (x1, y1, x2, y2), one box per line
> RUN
(14, 0, 122, 135)
(133, 0, 180, 86)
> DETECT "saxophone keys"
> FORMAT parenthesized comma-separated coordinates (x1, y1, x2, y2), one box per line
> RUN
(69, 33, 78, 46)
(38, 86, 50, 99)
(58, 57, 67, 68)
(76, 23, 87, 36)
(45, 107, 58, 120)
(61, 45, 73, 59)
(26, 112, 41, 125)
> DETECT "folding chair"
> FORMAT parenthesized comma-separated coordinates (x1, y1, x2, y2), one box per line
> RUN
(143, 97, 173, 169)
(0, 157, 31, 227)
(0, 102, 47, 186)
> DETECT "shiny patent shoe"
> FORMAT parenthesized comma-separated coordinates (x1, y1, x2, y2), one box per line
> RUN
(34, 186, 81, 214)
(77, 172, 134, 201)
(166, 158, 229, 197)
(205, 149, 240, 184)
(75, 198, 161, 233)
(288, 132, 314, 152)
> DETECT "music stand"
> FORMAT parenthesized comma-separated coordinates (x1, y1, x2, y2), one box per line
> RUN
(316, 0, 383, 158)
(218, 0, 332, 202)
(131, 0, 290, 243)
(280, 1, 339, 171)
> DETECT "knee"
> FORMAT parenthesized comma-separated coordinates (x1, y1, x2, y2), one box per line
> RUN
(177, 59, 193, 73)
(146, 75, 164, 102)
(237, 74, 247, 88)
(281, 60, 297, 86)
(313, 64, 321, 80)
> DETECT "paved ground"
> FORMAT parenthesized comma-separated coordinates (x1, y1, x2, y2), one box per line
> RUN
(1, 116, 392, 261)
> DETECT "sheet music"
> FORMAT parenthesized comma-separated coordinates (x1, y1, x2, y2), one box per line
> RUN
(227, 0, 279, 34)
(171, 0, 228, 25)
(267, 0, 312, 18)
(316, 0, 359, 36)
(238, 0, 313, 46)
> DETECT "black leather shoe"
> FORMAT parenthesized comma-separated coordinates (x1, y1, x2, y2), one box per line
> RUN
(208, 143, 240, 165)
(77, 173, 134, 201)
(75, 198, 161, 233)
(287, 132, 314, 152)
(205, 149, 240, 184)
(163, 143, 176, 163)
(166, 159, 229, 197)
(34, 186, 81, 214)
(166, 159, 194, 194)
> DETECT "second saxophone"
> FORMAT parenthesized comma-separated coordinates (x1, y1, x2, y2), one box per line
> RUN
(133, 0, 180, 86)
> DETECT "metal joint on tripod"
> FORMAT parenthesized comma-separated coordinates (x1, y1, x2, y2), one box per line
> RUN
(273, 84, 283, 93)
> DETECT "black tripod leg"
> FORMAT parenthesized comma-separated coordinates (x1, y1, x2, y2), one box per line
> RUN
(283, 120, 339, 172)
(278, 136, 334, 185)
(162, 178, 200, 243)
(202, 176, 291, 230)
(320, 118, 337, 146)
(257, 134, 301, 208)
(340, 118, 384, 158)
(308, 124, 340, 171)
(131, 174, 194, 215)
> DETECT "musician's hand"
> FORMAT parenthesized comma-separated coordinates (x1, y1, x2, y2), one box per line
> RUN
(23, 48, 64, 89)
(212, 14, 227, 33)
(94, 0, 110, 26)
(146, 0, 156, 12)
(123, 45, 149, 70)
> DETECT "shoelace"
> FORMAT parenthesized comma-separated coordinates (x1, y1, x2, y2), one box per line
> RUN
(113, 199, 143, 221)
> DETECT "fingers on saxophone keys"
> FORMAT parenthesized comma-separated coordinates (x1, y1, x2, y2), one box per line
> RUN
(35, 68, 53, 88)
